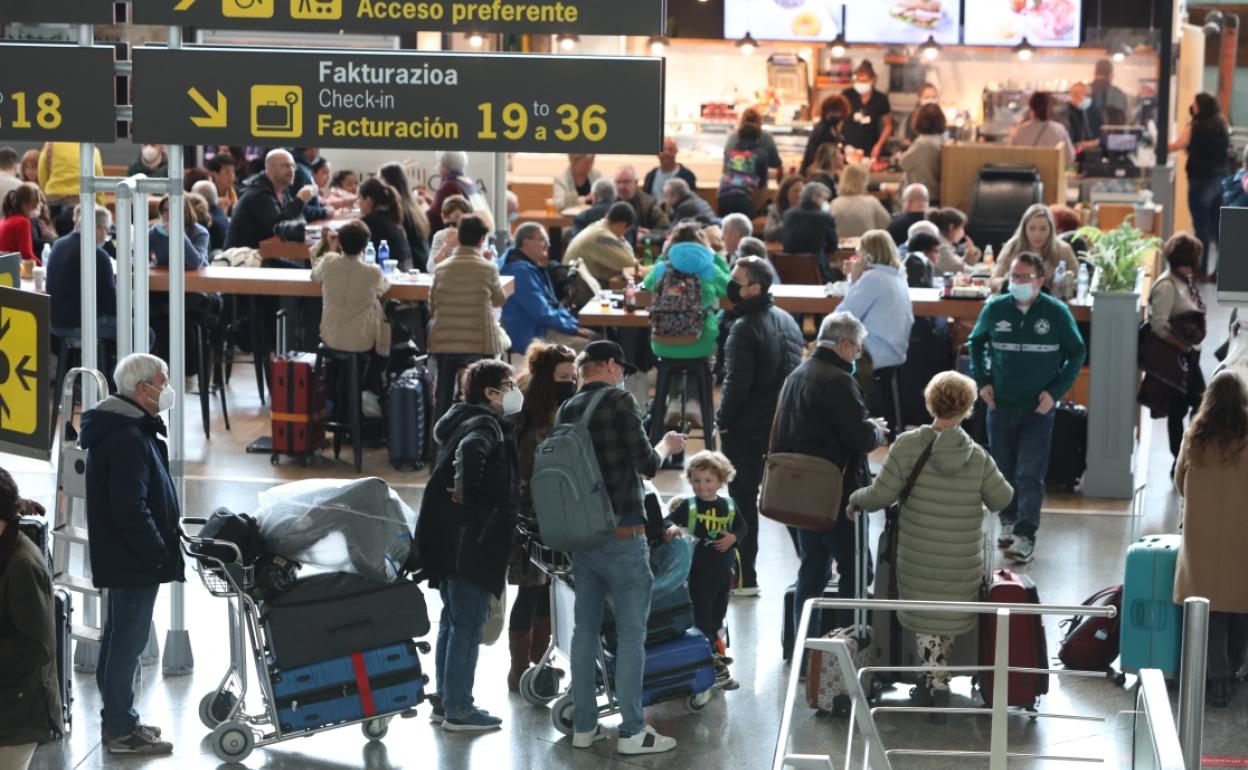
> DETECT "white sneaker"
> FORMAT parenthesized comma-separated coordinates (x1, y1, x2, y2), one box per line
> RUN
(361, 391, 383, 418)
(685, 399, 703, 428)
(1006, 536, 1035, 564)
(572, 724, 608, 749)
(731, 586, 760, 597)
(617, 725, 676, 755)
(996, 523, 1015, 548)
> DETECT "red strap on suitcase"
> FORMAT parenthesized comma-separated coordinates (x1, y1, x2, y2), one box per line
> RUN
(351, 651, 377, 717)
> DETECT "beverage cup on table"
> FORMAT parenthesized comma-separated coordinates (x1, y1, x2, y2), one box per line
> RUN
(545, 198, 557, 217)
(382, 259, 398, 275)
(599, 289, 612, 310)
(32, 266, 44, 293)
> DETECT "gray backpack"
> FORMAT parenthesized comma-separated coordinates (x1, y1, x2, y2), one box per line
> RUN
(531, 388, 615, 552)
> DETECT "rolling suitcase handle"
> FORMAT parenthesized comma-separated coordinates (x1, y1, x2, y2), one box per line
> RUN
(275, 309, 289, 358)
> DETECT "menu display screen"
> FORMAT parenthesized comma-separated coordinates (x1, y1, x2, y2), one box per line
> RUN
(962, 0, 1082, 47)
(723, 0, 843, 43)
(844, 0, 961, 45)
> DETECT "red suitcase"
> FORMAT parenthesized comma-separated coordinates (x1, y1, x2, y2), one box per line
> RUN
(271, 353, 326, 464)
(978, 569, 1049, 709)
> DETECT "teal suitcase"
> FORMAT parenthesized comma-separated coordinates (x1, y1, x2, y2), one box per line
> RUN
(1120, 535, 1183, 677)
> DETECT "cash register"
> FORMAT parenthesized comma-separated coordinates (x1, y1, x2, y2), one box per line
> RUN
(1078, 127, 1144, 178)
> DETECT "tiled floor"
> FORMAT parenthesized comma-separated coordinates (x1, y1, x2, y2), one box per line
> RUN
(10, 286, 1246, 769)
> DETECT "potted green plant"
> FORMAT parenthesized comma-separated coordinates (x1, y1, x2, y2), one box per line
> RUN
(1074, 219, 1161, 294)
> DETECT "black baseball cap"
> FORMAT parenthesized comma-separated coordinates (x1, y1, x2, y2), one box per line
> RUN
(581, 340, 638, 376)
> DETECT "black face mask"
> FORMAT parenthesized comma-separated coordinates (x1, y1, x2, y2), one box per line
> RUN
(553, 381, 578, 403)
(727, 281, 747, 305)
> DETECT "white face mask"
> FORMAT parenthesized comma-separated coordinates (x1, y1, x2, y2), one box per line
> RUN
(854, 82, 873, 96)
(141, 145, 160, 164)
(501, 387, 524, 415)
(145, 381, 175, 412)
(920, 97, 938, 106)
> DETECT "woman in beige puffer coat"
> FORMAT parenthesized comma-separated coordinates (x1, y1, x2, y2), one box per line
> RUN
(428, 214, 509, 356)
(849, 371, 1014, 703)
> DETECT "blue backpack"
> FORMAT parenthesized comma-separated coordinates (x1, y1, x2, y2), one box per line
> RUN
(531, 389, 615, 552)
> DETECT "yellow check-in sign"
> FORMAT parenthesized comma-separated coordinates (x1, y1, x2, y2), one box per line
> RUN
(0, 286, 50, 458)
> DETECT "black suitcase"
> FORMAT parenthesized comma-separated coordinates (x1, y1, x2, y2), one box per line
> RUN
(259, 574, 430, 669)
(1046, 401, 1088, 491)
(18, 515, 52, 571)
(782, 580, 839, 661)
(54, 588, 72, 728)
(387, 365, 431, 471)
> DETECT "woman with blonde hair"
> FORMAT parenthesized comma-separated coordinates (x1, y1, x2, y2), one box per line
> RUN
(989, 203, 1076, 292)
(840, 230, 914, 416)
(1174, 371, 1248, 707)
(848, 370, 1014, 717)
(829, 163, 890, 238)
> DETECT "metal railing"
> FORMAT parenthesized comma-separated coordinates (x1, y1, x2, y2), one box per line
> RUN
(1135, 668, 1187, 770)
(774, 597, 1118, 770)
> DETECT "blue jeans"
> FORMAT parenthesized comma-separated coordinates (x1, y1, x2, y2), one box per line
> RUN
(795, 521, 870, 643)
(570, 535, 653, 736)
(97, 584, 160, 739)
(986, 407, 1055, 542)
(1188, 176, 1223, 274)
(435, 576, 491, 719)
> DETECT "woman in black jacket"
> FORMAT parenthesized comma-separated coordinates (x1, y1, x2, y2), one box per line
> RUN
(358, 178, 415, 272)
(416, 359, 521, 731)
(379, 162, 432, 272)
(800, 94, 849, 177)
(0, 469, 62, 770)
(1169, 92, 1230, 278)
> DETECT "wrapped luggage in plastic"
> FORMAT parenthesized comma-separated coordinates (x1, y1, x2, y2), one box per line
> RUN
(256, 478, 416, 583)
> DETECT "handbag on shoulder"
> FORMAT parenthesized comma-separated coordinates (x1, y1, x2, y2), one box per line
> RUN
(760, 383, 844, 531)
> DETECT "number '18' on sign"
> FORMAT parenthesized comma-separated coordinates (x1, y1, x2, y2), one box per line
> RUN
(0, 46, 116, 143)
(477, 102, 607, 143)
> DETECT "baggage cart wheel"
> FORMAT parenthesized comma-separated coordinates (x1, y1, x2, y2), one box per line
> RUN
(1113, 670, 1128, 687)
(270, 453, 279, 465)
(211, 721, 254, 763)
(519, 666, 560, 706)
(687, 690, 712, 712)
(550, 693, 575, 736)
(198, 690, 238, 729)
(362, 717, 389, 741)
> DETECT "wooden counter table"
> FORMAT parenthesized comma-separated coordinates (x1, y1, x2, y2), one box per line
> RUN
(149, 266, 514, 301)
(577, 285, 1092, 327)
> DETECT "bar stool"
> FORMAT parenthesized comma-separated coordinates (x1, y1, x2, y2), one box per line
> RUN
(193, 315, 231, 439)
(873, 365, 904, 439)
(648, 357, 716, 460)
(315, 345, 366, 473)
(51, 334, 112, 424)
(432, 352, 485, 426)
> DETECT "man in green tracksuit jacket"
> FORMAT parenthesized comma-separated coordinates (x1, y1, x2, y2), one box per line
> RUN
(968, 252, 1086, 564)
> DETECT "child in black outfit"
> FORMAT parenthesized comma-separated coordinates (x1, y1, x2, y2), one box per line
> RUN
(663, 450, 748, 690)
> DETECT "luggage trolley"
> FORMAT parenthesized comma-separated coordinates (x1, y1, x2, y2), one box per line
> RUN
(515, 522, 716, 734)
(180, 519, 426, 763)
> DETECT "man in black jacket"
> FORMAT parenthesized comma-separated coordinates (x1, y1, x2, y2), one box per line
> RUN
(773, 312, 887, 634)
(716, 257, 805, 595)
(415, 359, 520, 732)
(224, 149, 315, 250)
(661, 178, 718, 226)
(782, 182, 839, 283)
(79, 354, 183, 755)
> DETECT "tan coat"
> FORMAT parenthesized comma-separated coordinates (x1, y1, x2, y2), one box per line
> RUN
(563, 218, 638, 285)
(428, 246, 509, 355)
(310, 252, 390, 355)
(1173, 437, 1248, 612)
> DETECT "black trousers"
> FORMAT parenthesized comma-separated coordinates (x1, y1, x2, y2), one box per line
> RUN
(721, 429, 767, 588)
(1167, 349, 1206, 458)
(1207, 611, 1248, 680)
(508, 584, 551, 631)
(689, 547, 734, 642)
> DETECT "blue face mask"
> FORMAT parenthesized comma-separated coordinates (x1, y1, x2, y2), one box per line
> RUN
(1009, 282, 1036, 303)
(616, 379, 628, 391)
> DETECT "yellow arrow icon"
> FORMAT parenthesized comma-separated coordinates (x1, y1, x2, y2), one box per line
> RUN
(173, 0, 197, 9)
(188, 88, 227, 128)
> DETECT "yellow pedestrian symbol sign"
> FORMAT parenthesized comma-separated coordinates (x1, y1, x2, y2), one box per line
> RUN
(252, 85, 302, 138)
(0, 286, 50, 459)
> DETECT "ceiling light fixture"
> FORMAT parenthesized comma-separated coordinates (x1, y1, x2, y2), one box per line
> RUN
(468, 32, 483, 47)
(1014, 37, 1035, 61)
(557, 33, 578, 51)
(829, 33, 848, 58)
(737, 32, 757, 55)
(648, 36, 668, 55)
(919, 35, 941, 61)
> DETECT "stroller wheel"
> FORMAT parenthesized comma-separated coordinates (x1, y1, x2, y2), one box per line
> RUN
(211, 721, 254, 763)
(550, 693, 576, 736)
(519, 666, 558, 706)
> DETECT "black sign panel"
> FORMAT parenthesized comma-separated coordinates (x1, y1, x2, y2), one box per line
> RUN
(0, 0, 114, 24)
(0, 46, 117, 144)
(0, 286, 51, 461)
(133, 47, 664, 154)
(133, 0, 663, 36)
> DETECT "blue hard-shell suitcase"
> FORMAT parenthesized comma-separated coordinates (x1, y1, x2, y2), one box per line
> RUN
(387, 366, 431, 471)
(607, 629, 718, 708)
(271, 640, 428, 733)
(1121, 535, 1183, 677)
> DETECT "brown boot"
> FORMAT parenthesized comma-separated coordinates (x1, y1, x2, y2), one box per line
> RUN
(508, 630, 531, 692)
(530, 616, 552, 665)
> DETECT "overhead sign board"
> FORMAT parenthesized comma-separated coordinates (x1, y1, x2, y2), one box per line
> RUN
(0, 0, 114, 24)
(0, 286, 51, 461)
(133, 47, 664, 154)
(133, 0, 664, 36)
(0, 46, 118, 144)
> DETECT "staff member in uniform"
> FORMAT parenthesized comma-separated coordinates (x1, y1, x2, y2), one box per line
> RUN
(841, 61, 893, 169)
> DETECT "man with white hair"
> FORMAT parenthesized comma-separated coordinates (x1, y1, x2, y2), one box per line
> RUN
(772, 311, 888, 634)
(720, 213, 752, 262)
(79, 353, 183, 755)
(427, 150, 478, 231)
(570, 177, 618, 237)
(225, 148, 315, 250)
(887, 183, 929, 247)
(614, 165, 668, 232)
(191, 179, 229, 251)
(661, 178, 717, 225)
(45, 204, 118, 340)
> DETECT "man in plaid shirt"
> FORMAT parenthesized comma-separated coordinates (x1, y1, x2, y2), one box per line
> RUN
(560, 341, 685, 756)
